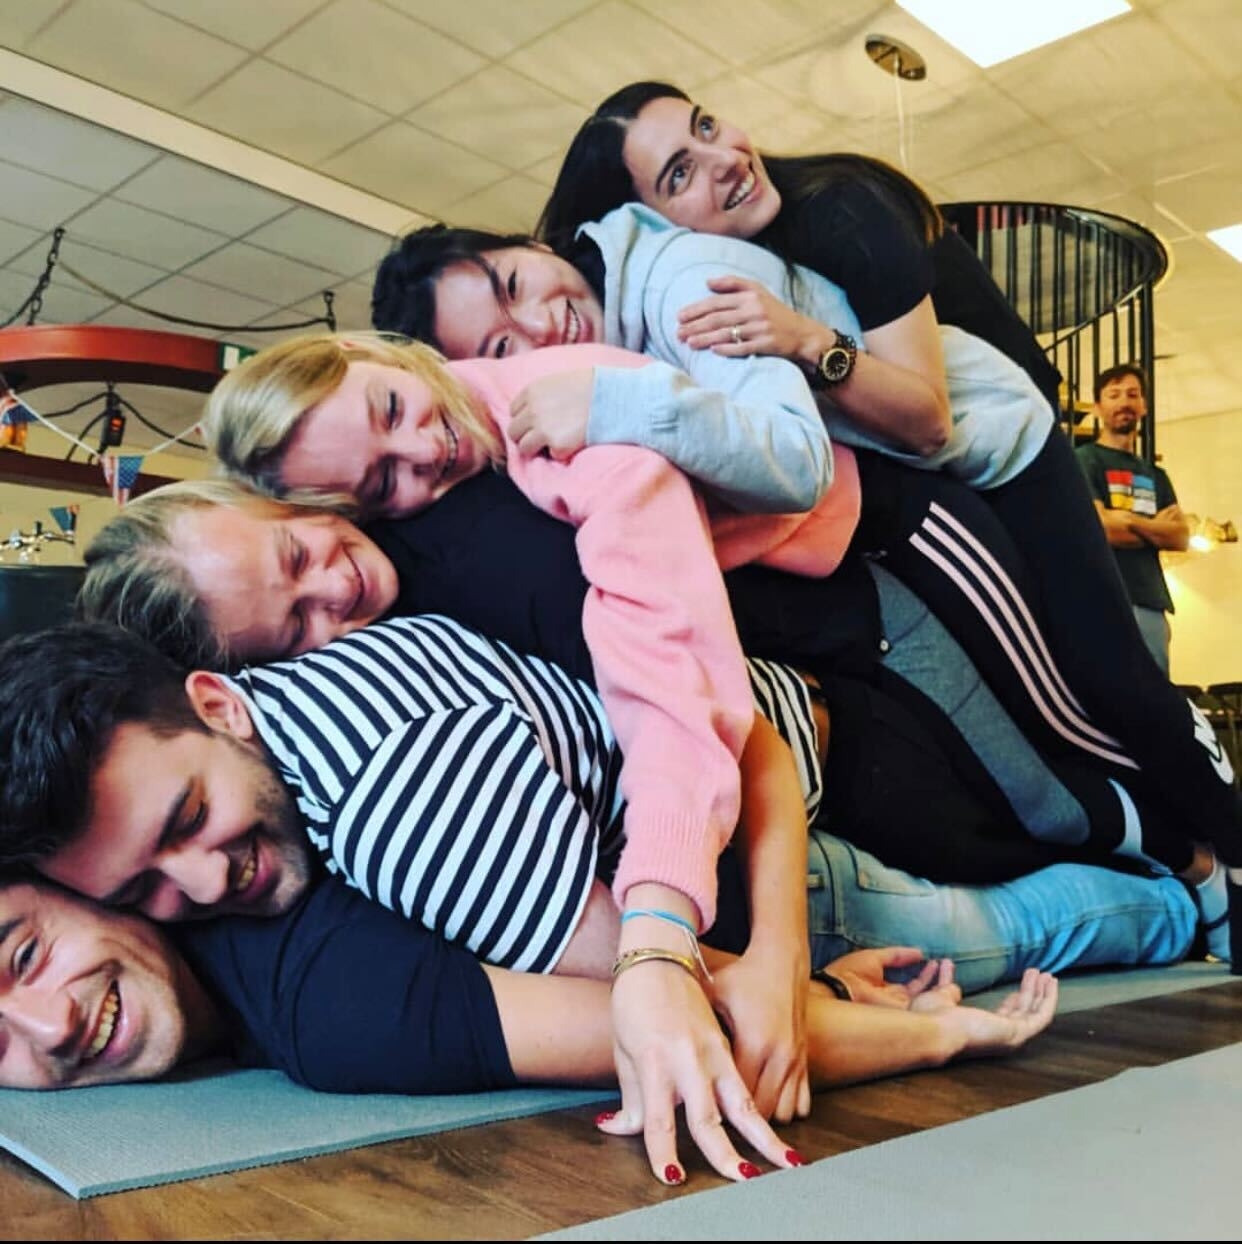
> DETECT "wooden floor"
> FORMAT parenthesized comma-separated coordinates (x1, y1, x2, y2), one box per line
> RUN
(4, 979, 1241, 1241)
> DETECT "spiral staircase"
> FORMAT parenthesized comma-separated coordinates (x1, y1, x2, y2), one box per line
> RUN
(939, 201, 1170, 457)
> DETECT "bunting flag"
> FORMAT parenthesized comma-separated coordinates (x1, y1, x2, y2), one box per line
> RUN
(100, 454, 143, 507)
(0, 391, 36, 452)
(49, 504, 80, 535)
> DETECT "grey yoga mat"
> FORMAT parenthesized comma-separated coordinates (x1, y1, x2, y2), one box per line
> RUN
(0, 1060, 615, 1199)
(541, 1037, 1242, 1241)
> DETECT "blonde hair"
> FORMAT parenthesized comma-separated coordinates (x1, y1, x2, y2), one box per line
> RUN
(76, 477, 335, 671)
(204, 331, 504, 506)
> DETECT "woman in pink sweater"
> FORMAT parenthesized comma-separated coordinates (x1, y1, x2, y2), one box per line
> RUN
(202, 329, 865, 1186)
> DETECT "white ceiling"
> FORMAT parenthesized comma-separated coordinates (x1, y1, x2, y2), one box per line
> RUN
(1, 0, 1240, 465)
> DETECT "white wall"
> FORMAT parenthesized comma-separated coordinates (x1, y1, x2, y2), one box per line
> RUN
(1157, 408, 1242, 689)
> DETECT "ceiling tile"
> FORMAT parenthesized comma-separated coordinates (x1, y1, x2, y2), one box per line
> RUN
(898, 84, 1055, 184)
(289, 277, 375, 332)
(211, 316, 310, 353)
(1070, 88, 1242, 188)
(522, 152, 569, 186)
(990, 11, 1210, 136)
(1089, 191, 1174, 241)
(320, 122, 507, 216)
(0, 0, 67, 45)
(64, 198, 228, 270)
(244, 207, 392, 278)
(1149, 0, 1242, 80)
(628, 0, 866, 69)
(0, 219, 44, 267)
(1153, 162, 1242, 234)
(504, 1, 730, 107)
(26, 0, 250, 109)
(8, 235, 168, 300)
(691, 73, 805, 133)
(944, 142, 1129, 211)
(186, 59, 389, 166)
(0, 160, 100, 230)
(19, 277, 116, 326)
(0, 98, 158, 192)
(141, 0, 327, 50)
(0, 265, 47, 325)
(91, 300, 206, 334)
(444, 173, 552, 232)
(383, 0, 597, 59)
(113, 154, 294, 234)
(748, 104, 842, 154)
(123, 272, 279, 330)
(182, 241, 341, 306)
(265, 0, 486, 116)
(409, 65, 584, 169)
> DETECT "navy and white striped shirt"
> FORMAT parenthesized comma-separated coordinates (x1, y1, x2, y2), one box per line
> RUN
(228, 616, 820, 974)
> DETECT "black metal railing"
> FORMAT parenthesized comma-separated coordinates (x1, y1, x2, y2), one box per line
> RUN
(940, 201, 1169, 456)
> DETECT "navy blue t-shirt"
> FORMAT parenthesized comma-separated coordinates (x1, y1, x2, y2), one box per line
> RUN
(174, 873, 515, 1095)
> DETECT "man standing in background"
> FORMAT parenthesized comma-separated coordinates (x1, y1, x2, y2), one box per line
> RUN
(1077, 364, 1189, 675)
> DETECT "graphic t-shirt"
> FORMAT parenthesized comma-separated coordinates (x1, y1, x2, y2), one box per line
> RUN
(1076, 441, 1177, 612)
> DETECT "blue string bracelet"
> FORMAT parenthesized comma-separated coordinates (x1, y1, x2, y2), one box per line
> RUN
(620, 908, 711, 982)
(620, 907, 698, 936)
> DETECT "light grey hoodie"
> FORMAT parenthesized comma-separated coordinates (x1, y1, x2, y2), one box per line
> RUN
(581, 203, 1052, 496)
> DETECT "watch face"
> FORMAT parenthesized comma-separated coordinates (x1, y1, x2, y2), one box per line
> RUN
(821, 347, 851, 382)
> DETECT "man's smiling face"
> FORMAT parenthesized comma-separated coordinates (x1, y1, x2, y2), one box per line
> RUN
(39, 675, 312, 924)
(0, 878, 212, 1089)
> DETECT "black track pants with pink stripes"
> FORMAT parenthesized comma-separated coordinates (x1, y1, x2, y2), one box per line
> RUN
(850, 434, 1241, 871)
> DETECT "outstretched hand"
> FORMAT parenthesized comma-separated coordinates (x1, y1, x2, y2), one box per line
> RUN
(946, 968, 1059, 1059)
(826, 946, 962, 1011)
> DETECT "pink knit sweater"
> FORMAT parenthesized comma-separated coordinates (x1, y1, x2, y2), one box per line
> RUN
(449, 344, 860, 929)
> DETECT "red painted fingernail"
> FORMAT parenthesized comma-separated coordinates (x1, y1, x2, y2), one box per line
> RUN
(785, 1149, 807, 1167)
(738, 1161, 762, 1179)
(664, 1163, 685, 1185)
(594, 1110, 615, 1126)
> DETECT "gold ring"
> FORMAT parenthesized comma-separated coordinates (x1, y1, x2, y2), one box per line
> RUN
(730, 325, 742, 345)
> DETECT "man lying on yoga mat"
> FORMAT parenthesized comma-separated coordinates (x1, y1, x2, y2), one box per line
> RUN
(0, 869, 1058, 1097)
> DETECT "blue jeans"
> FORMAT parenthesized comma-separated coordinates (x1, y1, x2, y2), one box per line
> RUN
(806, 831, 1197, 995)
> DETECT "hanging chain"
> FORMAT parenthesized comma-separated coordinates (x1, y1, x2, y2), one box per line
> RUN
(4, 228, 341, 335)
(0, 226, 65, 329)
(57, 255, 338, 334)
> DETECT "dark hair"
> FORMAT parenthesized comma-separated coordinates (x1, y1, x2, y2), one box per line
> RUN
(536, 81, 690, 253)
(0, 623, 205, 867)
(1094, 362, 1148, 402)
(535, 79, 942, 255)
(371, 222, 538, 349)
(762, 153, 942, 247)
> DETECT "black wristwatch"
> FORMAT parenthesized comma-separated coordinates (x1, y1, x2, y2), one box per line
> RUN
(815, 332, 858, 386)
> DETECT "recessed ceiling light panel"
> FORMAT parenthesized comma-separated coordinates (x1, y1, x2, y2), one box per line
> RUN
(897, 0, 1132, 68)
(1207, 224, 1242, 264)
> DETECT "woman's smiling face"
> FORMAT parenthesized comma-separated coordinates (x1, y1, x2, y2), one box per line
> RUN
(431, 245, 606, 361)
(171, 501, 399, 663)
(620, 96, 781, 239)
(278, 360, 488, 519)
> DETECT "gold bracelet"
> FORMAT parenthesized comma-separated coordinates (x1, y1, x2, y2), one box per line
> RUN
(611, 947, 701, 984)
